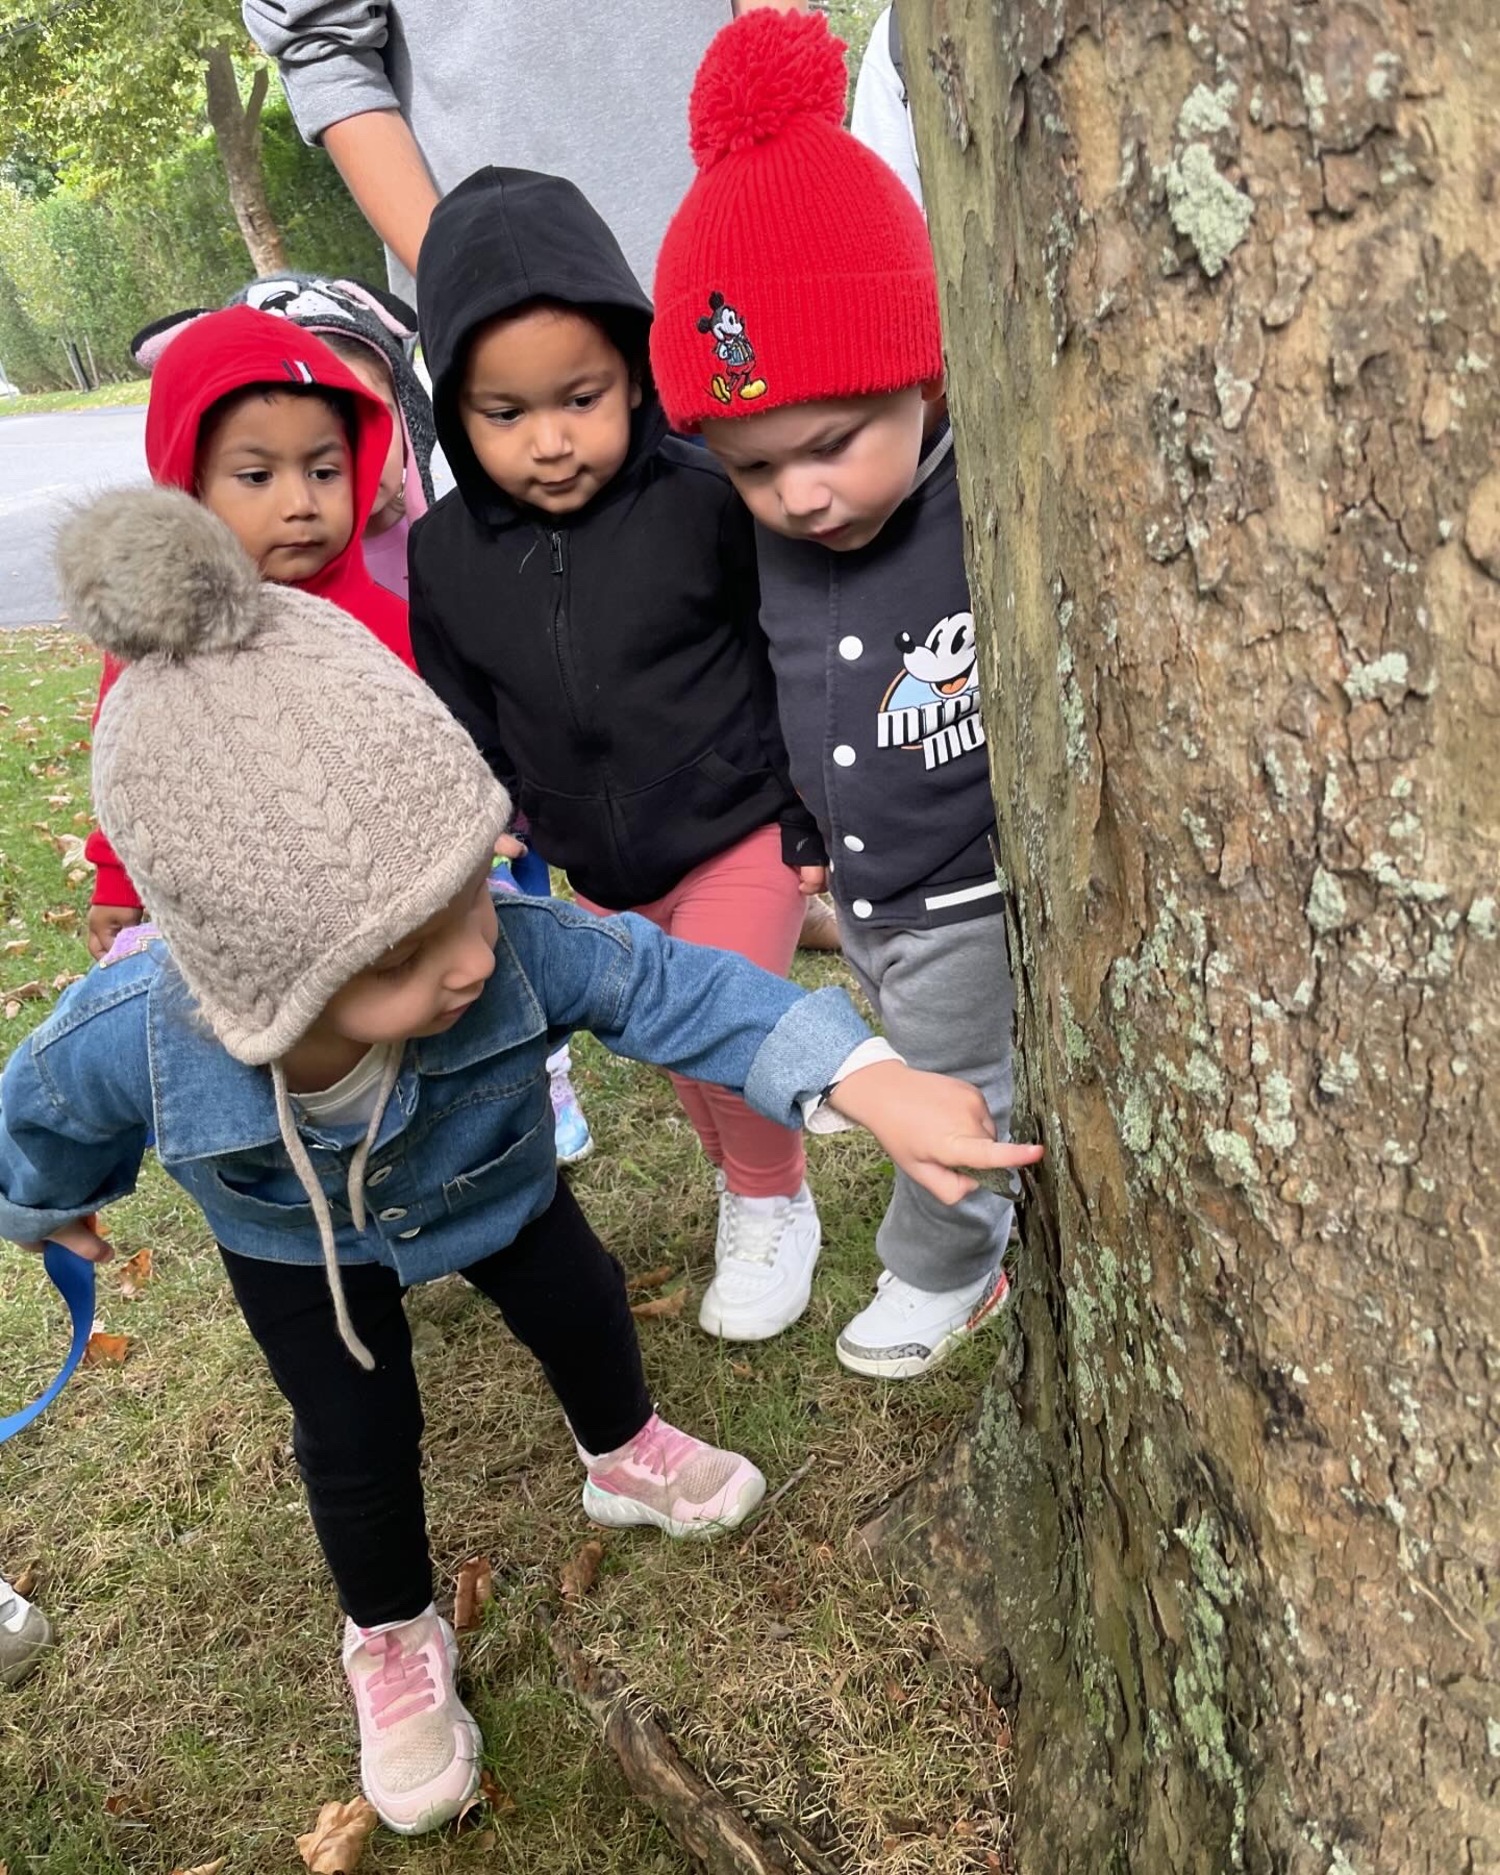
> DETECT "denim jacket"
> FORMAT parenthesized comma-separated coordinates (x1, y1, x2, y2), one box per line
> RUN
(0, 897, 868, 1283)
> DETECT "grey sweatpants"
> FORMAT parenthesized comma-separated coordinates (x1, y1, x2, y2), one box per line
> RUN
(837, 912, 1016, 1293)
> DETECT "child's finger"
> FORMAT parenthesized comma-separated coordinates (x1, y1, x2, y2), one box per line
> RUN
(907, 1162, 978, 1205)
(946, 1135, 1043, 1171)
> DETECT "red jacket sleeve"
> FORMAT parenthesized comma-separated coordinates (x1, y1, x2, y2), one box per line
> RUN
(84, 656, 142, 911)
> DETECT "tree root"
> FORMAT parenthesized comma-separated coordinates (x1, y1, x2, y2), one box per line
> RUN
(549, 1631, 802, 1874)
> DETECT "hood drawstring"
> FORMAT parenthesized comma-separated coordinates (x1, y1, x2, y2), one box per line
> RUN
(271, 1044, 405, 1371)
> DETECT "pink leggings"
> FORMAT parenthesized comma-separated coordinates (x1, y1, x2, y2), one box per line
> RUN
(576, 824, 806, 1198)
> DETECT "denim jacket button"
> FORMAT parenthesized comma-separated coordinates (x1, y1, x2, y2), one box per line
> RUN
(367, 1166, 392, 1186)
(377, 1205, 407, 1221)
(397, 1227, 421, 1240)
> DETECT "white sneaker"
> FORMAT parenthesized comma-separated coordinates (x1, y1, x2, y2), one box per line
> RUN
(0, 1574, 51, 1688)
(836, 1263, 1010, 1379)
(698, 1176, 821, 1341)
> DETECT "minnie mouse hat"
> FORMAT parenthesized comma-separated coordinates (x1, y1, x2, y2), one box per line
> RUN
(650, 8, 943, 433)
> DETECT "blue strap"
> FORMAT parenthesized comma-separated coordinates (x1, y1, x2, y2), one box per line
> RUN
(0, 1243, 96, 1444)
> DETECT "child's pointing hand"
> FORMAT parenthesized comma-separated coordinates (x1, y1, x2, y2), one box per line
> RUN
(826, 1061, 1043, 1205)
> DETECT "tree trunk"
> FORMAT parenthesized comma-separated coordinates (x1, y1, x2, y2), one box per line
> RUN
(202, 44, 285, 277)
(864, 2, 1500, 1869)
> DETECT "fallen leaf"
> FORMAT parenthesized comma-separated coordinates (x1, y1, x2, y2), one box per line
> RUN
(170, 1859, 228, 1875)
(629, 1287, 687, 1321)
(295, 1797, 378, 1874)
(118, 1247, 153, 1299)
(452, 1554, 494, 1633)
(84, 1332, 131, 1365)
(42, 906, 78, 930)
(3, 1003, 19, 1021)
(52, 971, 84, 992)
(559, 1537, 604, 1602)
(4, 980, 45, 1002)
(2, 939, 29, 956)
(729, 1359, 753, 1379)
(10, 1565, 36, 1598)
(626, 1263, 674, 1293)
(58, 834, 88, 868)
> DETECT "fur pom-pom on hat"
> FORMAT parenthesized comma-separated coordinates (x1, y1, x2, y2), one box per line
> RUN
(689, 7, 847, 168)
(56, 487, 262, 662)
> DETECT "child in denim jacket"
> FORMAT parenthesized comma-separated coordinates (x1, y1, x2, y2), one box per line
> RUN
(0, 488, 1040, 1834)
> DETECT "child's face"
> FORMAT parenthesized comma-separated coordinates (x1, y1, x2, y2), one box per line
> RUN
(459, 306, 641, 515)
(328, 343, 406, 534)
(701, 386, 934, 553)
(197, 391, 355, 582)
(317, 868, 498, 1048)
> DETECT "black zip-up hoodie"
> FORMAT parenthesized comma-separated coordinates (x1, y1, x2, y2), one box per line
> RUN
(410, 166, 821, 911)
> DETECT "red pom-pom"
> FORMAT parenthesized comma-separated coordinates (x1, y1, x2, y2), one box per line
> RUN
(689, 10, 849, 170)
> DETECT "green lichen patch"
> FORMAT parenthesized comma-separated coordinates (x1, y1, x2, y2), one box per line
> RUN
(1166, 143, 1254, 278)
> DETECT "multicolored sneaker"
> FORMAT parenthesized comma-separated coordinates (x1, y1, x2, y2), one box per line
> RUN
(550, 1064, 594, 1165)
(699, 1178, 821, 1341)
(580, 1414, 766, 1539)
(342, 1607, 481, 1834)
(0, 1575, 50, 1687)
(836, 1262, 1011, 1380)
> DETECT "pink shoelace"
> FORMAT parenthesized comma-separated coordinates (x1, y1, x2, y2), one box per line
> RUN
(604, 1414, 694, 1480)
(362, 1628, 439, 1733)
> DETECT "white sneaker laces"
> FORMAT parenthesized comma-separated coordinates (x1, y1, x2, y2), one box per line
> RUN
(720, 1193, 789, 1268)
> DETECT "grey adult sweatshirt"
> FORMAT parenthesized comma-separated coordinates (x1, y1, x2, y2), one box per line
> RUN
(243, 0, 733, 301)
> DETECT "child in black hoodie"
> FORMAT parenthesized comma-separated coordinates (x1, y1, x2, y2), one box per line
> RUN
(411, 167, 836, 1346)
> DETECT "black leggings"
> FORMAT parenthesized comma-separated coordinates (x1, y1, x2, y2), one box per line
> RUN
(221, 1179, 652, 1627)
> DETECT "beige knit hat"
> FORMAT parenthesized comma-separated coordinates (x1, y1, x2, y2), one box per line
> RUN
(57, 486, 510, 1066)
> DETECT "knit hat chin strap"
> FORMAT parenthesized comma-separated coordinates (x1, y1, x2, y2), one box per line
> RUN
(270, 1044, 405, 1371)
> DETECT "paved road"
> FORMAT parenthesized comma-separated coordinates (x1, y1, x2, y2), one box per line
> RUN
(0, 405, 147, 626)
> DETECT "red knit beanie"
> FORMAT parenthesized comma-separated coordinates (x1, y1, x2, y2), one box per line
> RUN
(651, 9, 943, 433)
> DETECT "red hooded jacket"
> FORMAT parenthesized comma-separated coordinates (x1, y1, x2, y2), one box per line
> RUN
(86, 306, 414, 910)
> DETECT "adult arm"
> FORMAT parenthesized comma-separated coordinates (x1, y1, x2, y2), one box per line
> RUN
(242, 0, 438, 276)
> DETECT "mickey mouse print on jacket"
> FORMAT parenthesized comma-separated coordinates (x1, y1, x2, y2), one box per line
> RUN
(751, 426, 1003, 932)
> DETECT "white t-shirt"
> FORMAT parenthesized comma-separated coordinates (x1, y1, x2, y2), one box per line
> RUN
(850, 8, 924, 212)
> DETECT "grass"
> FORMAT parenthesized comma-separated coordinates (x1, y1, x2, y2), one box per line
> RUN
(0, 623, 1014, 1873)
(0, 382, 151, 420)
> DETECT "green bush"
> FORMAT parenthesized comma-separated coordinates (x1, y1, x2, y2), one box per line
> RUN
(0, 103, 384, 393)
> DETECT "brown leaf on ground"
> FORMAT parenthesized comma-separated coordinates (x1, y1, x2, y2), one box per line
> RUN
(170, 1859, 228, 1875)
(477, 1769, 516, 1817)
(559, 1537, 604, 1602)
(10, 1565, 36, 1598)
(5, 980, 45, 1002)
(452, 1554, 494, 1633)
(629, 1287, 687, 1321)
(42, 907, 78, 929)
(729, 1359, 753, 1379)
(84, 1332, 131, 1365)
(118, 1247, 153, 1299)
(52, 971, 84, 993)
(58, 834, 88, 868)
(295, 1797, 379, 1874)
(2, 939, 30, 955)
(626, 1263, 674, 1293)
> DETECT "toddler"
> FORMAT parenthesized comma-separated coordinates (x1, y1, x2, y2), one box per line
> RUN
(2, 486, 1040, 1829)
(411, 167, 831, 1343)
(654, 9, 1020, 1379)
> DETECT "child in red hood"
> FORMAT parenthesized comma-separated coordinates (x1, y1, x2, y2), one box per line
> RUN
(85, 306, 414, 960)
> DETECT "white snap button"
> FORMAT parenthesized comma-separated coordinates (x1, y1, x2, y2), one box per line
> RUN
(397, 1227, 421, 1240)
(378, 1206, 407, 1222)
(852, 899, 873, 918)
(843, 834, 865, 852)
(367, 1166, 392, 1186)
(838, 635, 863, 660)
(833, 744, 856, 767)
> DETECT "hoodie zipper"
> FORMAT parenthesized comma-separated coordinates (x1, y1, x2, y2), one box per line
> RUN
(545, 528, 587, 742)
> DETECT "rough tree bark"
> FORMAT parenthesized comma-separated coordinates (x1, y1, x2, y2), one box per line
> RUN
(864, 2, 1500, 1869)
(202, 43, 285, 277)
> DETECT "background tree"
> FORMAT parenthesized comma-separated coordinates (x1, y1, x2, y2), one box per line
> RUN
(0, 0, 285, 273)
(864, 1, 1500, 1869)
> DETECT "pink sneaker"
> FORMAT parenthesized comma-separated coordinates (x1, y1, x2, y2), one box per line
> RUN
(580, 1413, 766, 1539)
(342, 1607, 481, 1834)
